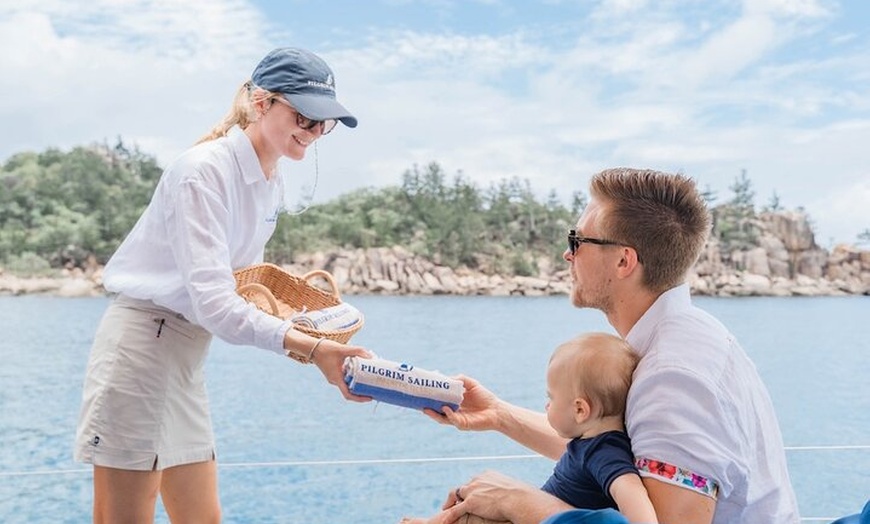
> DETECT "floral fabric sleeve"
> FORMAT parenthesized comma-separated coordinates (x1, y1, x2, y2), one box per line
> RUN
(635, 457, 719, 499)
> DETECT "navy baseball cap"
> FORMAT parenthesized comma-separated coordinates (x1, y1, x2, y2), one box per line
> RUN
(251, 47, 357, 128)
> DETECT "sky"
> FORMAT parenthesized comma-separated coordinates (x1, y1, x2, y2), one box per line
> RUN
(1, 0, 868, 246)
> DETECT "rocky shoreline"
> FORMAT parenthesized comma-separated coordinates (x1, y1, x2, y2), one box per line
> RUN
(2, 211, 868, 298)
(2, 245, 868, 299)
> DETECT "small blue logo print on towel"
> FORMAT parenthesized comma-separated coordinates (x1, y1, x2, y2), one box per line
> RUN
(399, 363, 414, 372)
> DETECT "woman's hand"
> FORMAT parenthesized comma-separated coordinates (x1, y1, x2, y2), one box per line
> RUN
(423, 375, 503, 432)
(311, 339, 372, 402)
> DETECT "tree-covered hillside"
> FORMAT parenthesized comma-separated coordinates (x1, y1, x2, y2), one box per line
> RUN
(0, 143, 579, 276)
(2, 142, 866, 277)
(0, 141, 161, 274)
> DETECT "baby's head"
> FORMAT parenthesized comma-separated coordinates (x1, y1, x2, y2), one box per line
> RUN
(545, 332, 639, 439)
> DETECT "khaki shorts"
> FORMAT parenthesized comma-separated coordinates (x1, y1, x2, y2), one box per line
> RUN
(74, 295, 214, 471)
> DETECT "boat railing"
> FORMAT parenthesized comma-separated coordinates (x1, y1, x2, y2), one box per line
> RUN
(2, 444, 867, 522)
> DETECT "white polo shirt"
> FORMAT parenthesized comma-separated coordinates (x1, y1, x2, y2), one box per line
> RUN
(102, 126, 292, 354)
(625, 284, 800, 524)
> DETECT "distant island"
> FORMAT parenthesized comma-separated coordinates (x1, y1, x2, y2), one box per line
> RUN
(1, 143, 868, 298)
(2, 207, 868, 298)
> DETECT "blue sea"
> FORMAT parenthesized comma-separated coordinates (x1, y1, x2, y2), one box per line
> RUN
(0, 294, 868, 523)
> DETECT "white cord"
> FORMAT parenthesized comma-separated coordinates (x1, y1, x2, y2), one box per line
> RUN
(282, 141, 318, 216)
(3, 444, 869, 476)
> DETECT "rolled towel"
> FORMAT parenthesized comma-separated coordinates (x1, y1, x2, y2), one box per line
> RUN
(343, 356, 464, 413)
(290, 302, 363, 332)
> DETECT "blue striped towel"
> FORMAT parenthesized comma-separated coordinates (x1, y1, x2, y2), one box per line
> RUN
(290, 303, 362, 332)
(343, 356, 464, 413)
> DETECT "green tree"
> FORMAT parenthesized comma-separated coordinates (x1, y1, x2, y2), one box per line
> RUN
(399, 163, 485, 266)
(0, 141, 160, 268)
(570, 190, 587, 217)
(713, 169, 760, 260)
(764, 190, 782, 212)
(700, 184, 717, 207)
(0, 147, 590, 279)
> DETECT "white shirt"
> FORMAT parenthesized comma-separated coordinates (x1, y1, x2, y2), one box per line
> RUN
(625, 284, 800, 524)
(102, 126, 292, 354)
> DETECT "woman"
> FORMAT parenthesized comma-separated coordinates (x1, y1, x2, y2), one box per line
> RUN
(74, 47, 371, 523)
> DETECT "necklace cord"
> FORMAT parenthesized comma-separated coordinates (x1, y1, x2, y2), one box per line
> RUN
(282, 141, 318, 216)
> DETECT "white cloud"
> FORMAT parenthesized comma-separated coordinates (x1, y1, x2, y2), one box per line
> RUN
(744, 0, 832, 18)
(676, 15, 777, 87)
(595, 0, 650, 16)
(0, 0, 274, 160)
(1, 0, 868, 245)
(811, 178, 870, 247)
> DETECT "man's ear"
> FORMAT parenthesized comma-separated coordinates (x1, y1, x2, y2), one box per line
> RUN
(574, 397, 591, 424)
(615, 246, 640, 278)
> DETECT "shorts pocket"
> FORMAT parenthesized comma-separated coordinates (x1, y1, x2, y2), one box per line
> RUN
(153, 316, 200, 340)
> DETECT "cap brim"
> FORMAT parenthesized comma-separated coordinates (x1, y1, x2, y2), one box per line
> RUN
(284, 93, 358, 128)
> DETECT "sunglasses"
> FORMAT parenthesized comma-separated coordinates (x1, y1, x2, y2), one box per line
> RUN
(567, 229, 623, 254)
(272, 97, 337, 135)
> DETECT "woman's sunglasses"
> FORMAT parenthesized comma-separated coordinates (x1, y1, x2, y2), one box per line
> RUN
(272, 97, 337, 135)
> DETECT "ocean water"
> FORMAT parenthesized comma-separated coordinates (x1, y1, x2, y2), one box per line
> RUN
(0, 294, 868, 523)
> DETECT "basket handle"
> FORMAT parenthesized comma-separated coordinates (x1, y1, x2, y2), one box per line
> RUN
(302, 269, 341, 300)
(237, 282, 280, 316)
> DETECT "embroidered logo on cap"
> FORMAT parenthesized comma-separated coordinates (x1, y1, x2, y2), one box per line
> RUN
(307, 73, 335, 91)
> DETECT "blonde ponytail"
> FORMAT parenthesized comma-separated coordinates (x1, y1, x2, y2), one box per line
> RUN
(195, 81, 278, 144)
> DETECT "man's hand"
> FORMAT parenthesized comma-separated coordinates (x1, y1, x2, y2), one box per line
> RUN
(438, 471, 572, 524)
(423, 375, 568, 460)
(423, 375, 503, 431)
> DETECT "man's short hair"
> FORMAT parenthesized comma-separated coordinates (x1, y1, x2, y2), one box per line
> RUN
(590, 168, 711, 292)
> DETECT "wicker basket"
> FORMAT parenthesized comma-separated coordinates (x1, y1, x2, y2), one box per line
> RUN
(233, 263, 363, 344)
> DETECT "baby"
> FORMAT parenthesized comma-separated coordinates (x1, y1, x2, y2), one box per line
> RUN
(401, 332, 657, 524)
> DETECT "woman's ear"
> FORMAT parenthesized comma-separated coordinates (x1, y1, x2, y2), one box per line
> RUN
(254, 98, 271, 119)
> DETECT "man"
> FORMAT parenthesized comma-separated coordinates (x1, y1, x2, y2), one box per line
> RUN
(423, 168, 800, 524)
